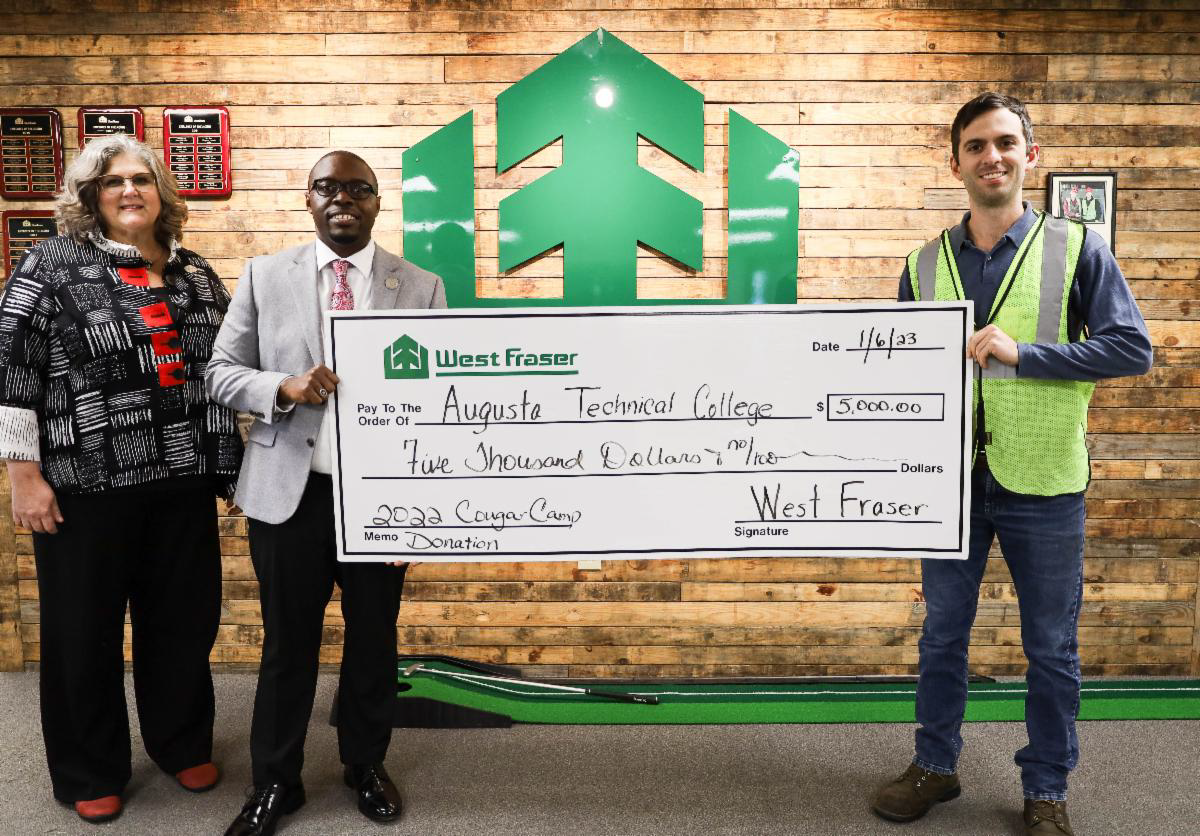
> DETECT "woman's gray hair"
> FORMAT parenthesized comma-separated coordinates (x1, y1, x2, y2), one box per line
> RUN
(55, 134, 188, 245)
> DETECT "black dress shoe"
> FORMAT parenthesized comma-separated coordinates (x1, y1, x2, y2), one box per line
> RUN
(224, 783, 305, 836)
(343, 763, 402, 822)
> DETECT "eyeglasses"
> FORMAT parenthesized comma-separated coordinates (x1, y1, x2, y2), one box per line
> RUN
(98, 174, 156, 193)
(310, 178, 377, 199)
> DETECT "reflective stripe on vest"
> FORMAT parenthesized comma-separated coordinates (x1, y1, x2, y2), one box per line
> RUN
(1037, 217, 1069, 344)
(916, 236, 939, 303)
(979, 215, 1068, 381)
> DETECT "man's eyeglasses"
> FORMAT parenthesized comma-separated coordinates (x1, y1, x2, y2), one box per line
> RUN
(309, 178, 377, 199)
(98, 174, 156, 193)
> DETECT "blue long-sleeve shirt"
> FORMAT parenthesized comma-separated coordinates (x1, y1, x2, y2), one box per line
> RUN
(898, 203, 1153, 381)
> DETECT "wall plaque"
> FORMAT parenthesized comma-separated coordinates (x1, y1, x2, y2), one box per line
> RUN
(162, 106, 231, 198)
(0, 108, 64, 200)
(78, 107, 145, 146)
(3, 210, 57, 279)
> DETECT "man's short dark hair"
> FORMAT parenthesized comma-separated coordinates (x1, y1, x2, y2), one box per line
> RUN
(950, 93, 1034, 163)
(307, 150, 377, 188)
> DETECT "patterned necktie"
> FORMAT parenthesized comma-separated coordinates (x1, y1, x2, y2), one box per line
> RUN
(330, 259, 355, 310)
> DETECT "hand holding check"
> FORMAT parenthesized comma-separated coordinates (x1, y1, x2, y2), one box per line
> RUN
(967, 324, 1019, 369)
(278, 363, 340, 405)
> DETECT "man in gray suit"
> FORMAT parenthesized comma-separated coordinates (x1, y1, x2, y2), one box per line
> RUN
(207, 151, 445, 836)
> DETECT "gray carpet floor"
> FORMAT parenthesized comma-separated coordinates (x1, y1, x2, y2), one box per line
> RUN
(0, 672, 1197, 835)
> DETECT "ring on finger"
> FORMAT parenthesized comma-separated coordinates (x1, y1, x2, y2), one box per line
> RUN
(319, 387, 328, 398)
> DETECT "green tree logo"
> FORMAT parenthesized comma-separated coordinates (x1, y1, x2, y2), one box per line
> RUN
(383, 334, 429, 380)
(402, 29, 799, 308)
(496, 30, 704, 305)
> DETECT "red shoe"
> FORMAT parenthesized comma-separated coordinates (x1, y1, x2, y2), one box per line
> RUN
(74, 795, 121, 823)
(175, 761, 220, 792)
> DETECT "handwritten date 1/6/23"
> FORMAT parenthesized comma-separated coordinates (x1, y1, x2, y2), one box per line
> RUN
(848, 326, 919, 362)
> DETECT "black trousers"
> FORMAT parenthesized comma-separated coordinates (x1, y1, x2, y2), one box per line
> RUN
(33, 484, 221, 803)
(246, 473, 405, 787)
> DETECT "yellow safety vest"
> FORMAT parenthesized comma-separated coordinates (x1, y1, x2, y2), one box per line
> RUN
(907, 213, 1092, 495)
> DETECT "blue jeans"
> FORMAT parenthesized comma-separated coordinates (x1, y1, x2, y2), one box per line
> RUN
(913, 462, 1085, 801)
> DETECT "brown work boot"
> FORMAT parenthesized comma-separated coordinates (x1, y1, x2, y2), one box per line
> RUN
(1024, 799, 1074, 835)
(871, 763, 961, 822)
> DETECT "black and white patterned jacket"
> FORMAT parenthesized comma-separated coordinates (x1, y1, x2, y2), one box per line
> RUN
(0, 234, 242, 497)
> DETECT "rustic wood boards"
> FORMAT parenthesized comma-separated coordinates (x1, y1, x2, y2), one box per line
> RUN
(1, 0, 1196, 676)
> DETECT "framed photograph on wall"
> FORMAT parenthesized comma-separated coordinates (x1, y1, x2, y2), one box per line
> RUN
(1045, 171, 1117, 254)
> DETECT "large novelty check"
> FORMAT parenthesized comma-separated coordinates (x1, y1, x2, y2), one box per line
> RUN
(326, 304, 972, 562)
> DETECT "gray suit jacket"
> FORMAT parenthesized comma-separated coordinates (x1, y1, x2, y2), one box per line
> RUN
(206, 242, 446, 523)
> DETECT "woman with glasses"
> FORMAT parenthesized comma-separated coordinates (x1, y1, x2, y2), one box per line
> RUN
(0, 134, 242, 824)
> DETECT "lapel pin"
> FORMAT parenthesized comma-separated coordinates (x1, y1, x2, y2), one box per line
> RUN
(384, 277, 399, 290)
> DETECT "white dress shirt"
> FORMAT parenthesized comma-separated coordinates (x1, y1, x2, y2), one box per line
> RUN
(310, 239, 375, 473)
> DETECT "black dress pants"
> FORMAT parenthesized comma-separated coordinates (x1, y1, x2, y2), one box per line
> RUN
(246, 473, 405, 787)
(32, 484, 221, 803)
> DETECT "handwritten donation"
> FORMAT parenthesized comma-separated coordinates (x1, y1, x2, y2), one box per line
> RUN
(325, 304, 973, 562)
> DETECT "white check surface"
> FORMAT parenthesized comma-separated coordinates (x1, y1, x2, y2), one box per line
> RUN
(326, 303, 972, 562)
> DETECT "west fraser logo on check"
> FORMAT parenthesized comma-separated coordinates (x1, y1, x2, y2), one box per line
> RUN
(383, 335, 429, 380)
(384, 335, 578, 381)
(326, 305, 973, 563)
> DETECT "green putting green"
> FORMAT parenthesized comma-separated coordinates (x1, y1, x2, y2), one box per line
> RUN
(394, 657, 1200, 726)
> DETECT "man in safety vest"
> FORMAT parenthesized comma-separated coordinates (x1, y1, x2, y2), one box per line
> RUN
(1080, 185, 1102, 223)
(870, 93, 1152, 836)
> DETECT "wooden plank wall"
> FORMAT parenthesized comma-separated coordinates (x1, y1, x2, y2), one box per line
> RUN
(1, 0, 1197, 677)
